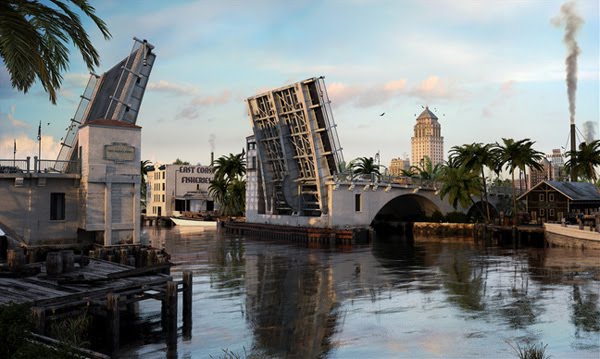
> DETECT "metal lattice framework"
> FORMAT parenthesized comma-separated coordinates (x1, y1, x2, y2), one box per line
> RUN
(247, 77, 344, 216)
(55, 38, 156, 169)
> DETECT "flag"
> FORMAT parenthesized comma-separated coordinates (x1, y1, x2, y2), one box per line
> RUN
(37, 121, 41, 141)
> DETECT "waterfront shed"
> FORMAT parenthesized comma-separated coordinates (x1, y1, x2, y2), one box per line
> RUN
(517, 180, 600, 223)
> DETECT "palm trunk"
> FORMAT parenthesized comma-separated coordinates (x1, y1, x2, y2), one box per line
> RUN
(511, 171, 518, 225)
(481, 167, 490, 223)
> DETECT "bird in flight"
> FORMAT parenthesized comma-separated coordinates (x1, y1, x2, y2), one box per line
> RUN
(380, 112, 385, 116)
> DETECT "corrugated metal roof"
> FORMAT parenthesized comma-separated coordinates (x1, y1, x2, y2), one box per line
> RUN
(519, 180, 600, 201)
(545, 181, 600, 201)
(416, 107, 438, 120)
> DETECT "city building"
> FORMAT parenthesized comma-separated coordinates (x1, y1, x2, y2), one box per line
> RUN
(548, 149, 567, 181)
(528, 157, 553, 189)
(147, 163, 215, 217)
(389, 157, 411, 176)
(411, 106, 444, 166)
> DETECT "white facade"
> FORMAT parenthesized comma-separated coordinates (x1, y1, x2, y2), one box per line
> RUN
(79, 120, 141, 246)
(147, 163, 215, 217)
(411, 107, 444, 166)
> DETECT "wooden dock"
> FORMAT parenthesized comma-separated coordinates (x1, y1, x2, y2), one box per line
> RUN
(0, 256, 192, 358)
(223, 221, 371, 245)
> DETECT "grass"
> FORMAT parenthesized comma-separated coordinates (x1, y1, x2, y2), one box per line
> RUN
(507, 341, 551, 359)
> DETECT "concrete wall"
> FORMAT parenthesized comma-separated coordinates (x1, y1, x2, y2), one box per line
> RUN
(0, 175, 80, 245)
(79, 122, 141, 245)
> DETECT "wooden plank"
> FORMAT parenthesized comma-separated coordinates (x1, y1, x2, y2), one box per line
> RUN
(106, 264, 171, 280)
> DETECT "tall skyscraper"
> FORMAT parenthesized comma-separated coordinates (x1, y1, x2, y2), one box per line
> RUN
(411, 106, 444, 166)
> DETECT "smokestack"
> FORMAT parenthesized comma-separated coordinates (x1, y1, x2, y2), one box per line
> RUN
(211, 151, 214, 167)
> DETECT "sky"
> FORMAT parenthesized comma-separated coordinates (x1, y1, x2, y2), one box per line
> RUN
(0, 0, 599, 170)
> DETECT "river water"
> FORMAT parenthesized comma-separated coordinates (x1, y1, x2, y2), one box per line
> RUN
(119, 227, 600, 358)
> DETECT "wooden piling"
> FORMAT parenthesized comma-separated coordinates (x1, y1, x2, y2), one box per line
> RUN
(182, 271, 193, 338)
(107, 293, 120, 358)
(163, 280, 178, 346)
(31, 307, 46, 334)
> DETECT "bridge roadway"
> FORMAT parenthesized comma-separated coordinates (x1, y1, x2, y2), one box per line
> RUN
(325, 176, 509, 228)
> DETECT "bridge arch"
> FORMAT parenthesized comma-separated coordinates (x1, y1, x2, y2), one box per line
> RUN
(466, 201, 498, 221)
(371, 193, 442, 224)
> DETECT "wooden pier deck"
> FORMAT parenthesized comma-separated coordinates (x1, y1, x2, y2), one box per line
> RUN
(0, 257, 192, 358)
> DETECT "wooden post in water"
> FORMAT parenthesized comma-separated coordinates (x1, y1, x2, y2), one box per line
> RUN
(31, 307, 45, 335)
(107, 293, 120, 358)
(182, 271, 193, 339)
(165, 281, 178, 348)
(182, 271, 192, 339)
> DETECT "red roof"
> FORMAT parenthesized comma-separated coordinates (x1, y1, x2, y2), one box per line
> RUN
(83, 119, 141, 129)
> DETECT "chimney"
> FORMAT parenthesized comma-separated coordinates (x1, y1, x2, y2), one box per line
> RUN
(210, 151, 214, 167)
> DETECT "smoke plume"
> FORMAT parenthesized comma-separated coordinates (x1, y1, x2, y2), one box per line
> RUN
(552, 2, 583, 125)
(582, 121, 598, 144)
(209, 133, 216, 151)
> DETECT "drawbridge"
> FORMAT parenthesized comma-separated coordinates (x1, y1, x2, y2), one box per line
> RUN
(55, 38, 156, 170)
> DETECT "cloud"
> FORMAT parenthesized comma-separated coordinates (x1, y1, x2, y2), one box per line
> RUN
(409, 76, 466, 102)
(0, 105, 30, 140)
(190, 90, 231, 106)
(0, 134, 60, 160)
(482, 80, 516, 118)
(147, 80, 200, 96)
(175, 106, 200, 121)
(328, 77, 463, 108)
(173, 90, 232, 121)
(328, 79, 407, 108)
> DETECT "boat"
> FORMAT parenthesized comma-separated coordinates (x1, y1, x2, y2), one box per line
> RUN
(544, 223, 600, 250)
(171, 217, 218, 228)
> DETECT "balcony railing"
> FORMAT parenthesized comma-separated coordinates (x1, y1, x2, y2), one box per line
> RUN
(0, 157, 80, 175)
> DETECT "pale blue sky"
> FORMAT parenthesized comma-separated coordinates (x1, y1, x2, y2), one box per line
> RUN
(1, 0, 598, 168)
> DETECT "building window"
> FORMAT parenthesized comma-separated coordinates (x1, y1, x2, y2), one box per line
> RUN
(540, 208, 545, 216)
(355, 193, 361, 212)
(50, 193, 65, 220)
(539, 194, 545, 202)
(162, 183, 165, 191)
(549, 209, 555, 217)
(162, 172, 165, 179)
(162, 195, 165, 202)
(549, 193, 554, 202)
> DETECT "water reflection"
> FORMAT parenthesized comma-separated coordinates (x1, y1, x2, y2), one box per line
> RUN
(119, 228, 600, 358)
(245, 251, 338, 358)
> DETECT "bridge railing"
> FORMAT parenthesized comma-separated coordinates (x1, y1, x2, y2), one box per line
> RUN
(333, 171, 439, 190)
(0, 157, 80, 175)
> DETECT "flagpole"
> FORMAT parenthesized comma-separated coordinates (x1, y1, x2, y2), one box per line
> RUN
(13, 138, 16, 167)
(38, 121, 41, 171)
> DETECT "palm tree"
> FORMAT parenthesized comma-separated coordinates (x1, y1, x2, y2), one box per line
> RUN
(213, 152, 246, 182)
(352, 157, 381, 179)
(494, 138, 544, 224)
(565, 140, 600, 183)
(409, 156, 444, 182)
(210, 152, 246, 216)
(449, 143, 498, 223)
(0, 0, 111, 104)
(438, 164, 482, 212)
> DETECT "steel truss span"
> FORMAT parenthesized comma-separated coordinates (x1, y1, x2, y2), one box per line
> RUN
(247, 77, 344, 216)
